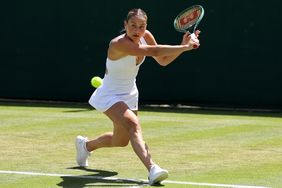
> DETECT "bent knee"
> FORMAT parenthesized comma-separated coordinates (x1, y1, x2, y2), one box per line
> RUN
(119, 140, 129, 147)
(124, 118, 141, 134)
(113, 139, 129, 147)
(128, 122, 142, 136)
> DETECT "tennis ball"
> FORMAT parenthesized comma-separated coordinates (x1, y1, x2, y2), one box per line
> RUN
(91, 76, 103, 88)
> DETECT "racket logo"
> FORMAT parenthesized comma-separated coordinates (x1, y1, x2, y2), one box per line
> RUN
(178, 9, 200, 28)
(174, 5, 204, 34)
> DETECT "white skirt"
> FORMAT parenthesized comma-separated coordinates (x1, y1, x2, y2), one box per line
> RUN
(88, 86, 139, 112)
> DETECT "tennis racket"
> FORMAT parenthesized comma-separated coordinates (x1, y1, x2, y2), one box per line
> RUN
(173, 5, 204, 48)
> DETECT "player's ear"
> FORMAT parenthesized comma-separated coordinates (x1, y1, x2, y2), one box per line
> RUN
(124, 20, 128, 29)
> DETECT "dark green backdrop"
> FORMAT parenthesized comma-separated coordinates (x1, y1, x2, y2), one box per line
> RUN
(1, 0, 282, 108)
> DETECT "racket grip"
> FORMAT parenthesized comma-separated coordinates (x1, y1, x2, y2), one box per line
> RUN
(190, 33, 199, 49)
(190, 33, 197, 40)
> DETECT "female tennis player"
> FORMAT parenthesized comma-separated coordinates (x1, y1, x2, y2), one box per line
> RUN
(76, 8, 200, 185)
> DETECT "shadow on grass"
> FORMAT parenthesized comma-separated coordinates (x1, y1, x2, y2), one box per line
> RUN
(57, 167, 149, 187)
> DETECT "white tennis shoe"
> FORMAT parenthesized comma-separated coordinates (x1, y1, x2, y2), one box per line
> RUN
(148, 164, 168, 185)
(75, 135, 91, 167)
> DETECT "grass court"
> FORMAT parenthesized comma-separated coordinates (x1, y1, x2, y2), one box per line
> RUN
(0, 102, 281, 187)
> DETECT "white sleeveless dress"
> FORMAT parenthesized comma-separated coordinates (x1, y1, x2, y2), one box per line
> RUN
(88, 37, 147, 112)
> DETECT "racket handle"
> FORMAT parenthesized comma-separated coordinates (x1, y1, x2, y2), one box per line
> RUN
(190, 33, 197, 40)
(190, 33, 199, 49)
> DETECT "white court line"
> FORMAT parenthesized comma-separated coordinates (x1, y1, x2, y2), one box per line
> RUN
(0, 170, 269, 188)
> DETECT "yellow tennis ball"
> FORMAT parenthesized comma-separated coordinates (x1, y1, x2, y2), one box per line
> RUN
(91, 76, 103, 88)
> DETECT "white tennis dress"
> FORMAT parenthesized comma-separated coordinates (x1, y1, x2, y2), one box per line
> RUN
(89, 37, 147, 112)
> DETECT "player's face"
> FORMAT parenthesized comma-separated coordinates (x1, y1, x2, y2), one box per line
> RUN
(125, 16, 147, 42)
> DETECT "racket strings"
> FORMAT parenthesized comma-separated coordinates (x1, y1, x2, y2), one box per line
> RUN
(175, 8, 203, 30)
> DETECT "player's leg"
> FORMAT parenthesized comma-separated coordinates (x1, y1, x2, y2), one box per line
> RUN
(85, 121, 130, 151)
(104, 101, 154, 171)
(75, 102, 135, 167)
(104, 102, 168, 184)
(75, 118, 130, 167)
(75, 104, 130, 167)
(76, 101, 168, 184)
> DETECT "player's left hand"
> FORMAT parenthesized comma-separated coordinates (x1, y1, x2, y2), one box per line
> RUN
(181, 30, 201, 46)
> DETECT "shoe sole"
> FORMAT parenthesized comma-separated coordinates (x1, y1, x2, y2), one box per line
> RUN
(149, 171, 168, 185)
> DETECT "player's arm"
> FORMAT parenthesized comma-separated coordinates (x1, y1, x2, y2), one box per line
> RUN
(108, 31, 194, 60)
(144, 30, 200, 66)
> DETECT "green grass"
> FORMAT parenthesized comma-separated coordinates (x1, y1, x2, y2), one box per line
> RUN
(0, 102, 282, 188)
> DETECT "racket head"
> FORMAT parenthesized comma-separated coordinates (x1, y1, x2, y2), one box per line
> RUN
(173, 5, 204, 33)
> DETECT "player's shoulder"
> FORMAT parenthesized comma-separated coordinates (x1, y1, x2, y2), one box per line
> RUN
(110, 34, 125, 44)
(144, 30, 154, 38)
(109, 34, 128, 48)
(143, 30, 157, 45)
